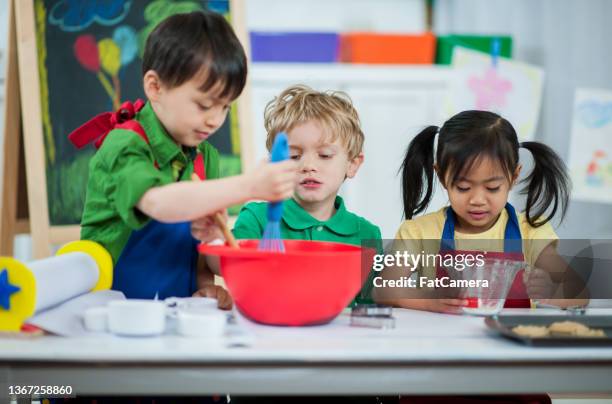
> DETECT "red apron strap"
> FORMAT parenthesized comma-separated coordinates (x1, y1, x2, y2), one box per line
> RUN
(115, 119, 159, 170)
(115, 120, 149, 144)
(193, 153, 206, 180)
(68, 99, 146, 149)
(68, 99, 159, 169)
(68, 112, 113, 149)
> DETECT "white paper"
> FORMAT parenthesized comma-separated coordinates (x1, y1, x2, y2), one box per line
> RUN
(568, 88, 612, 204)
(28, 290, 125, 337)
(444, 47, 544, 140)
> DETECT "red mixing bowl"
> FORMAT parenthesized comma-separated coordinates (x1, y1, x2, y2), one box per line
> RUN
(198, 239, 372, 326)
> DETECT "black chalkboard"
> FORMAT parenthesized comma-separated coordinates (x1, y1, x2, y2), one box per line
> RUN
(35, 0, 241, 225)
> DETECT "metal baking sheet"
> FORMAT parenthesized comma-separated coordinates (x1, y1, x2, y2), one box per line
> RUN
(485, 314, 612, 346)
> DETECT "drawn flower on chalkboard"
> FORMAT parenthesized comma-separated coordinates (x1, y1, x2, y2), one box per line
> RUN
(99, 38, 122, 108)
(49, 0, 133, 32)
(74, 34, 120, 109)
(73, 25, 139, 109)
(113, 26, 138, 66)
(98, 39, 121, 77)
(73, 35, 100, 72)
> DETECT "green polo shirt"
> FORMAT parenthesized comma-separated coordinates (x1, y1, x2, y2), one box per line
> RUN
(233, 196, 382, 304)
(80, 101, 220, 264)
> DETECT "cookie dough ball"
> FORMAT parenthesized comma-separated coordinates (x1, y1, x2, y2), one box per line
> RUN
(512, 325, 550, 338)
(548, 321, 590, 335)
(575, 327, 606, 338)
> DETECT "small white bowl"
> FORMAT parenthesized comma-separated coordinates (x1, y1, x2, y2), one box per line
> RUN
(165, 297, 218, 318)
(108, 299, 166, 336)
(177, 308, 226, 338)
(83, 306, 108, 332)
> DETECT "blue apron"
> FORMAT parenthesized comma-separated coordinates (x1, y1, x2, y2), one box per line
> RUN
(438, 202, 530, 308)
(112, 151, 206, 300)
(113, 220, 199, 299)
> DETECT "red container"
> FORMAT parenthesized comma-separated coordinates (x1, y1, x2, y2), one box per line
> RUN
(339, 32, 436, 64)
(199, 240, 372, 326)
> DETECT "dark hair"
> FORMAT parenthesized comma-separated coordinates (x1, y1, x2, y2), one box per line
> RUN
(142, 10, 247, 100)
(401, 110, 570, 227)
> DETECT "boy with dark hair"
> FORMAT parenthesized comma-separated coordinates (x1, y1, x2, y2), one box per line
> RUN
(76, 10, 296, 306)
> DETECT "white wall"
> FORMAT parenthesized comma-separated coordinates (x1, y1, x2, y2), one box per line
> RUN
(246, 0, 426, 32)
(434, 0, 612, 238)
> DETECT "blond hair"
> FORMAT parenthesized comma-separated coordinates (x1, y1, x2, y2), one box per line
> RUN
(263, 85, 364, 159)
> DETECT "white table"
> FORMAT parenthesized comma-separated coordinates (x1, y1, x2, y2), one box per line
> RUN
(1, 308, 612, 396)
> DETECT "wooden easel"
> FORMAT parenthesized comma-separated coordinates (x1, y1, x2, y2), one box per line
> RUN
(0, 0, 74, 259)
(1, 0, 254, 260)
(1, 0, 35, 258)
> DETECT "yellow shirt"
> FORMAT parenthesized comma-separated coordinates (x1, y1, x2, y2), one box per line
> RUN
(394, 207, 558, 278)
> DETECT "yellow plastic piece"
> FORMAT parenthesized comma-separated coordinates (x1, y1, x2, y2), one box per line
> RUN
(56, 240, 113, 291)
(0, 257, 36, 331)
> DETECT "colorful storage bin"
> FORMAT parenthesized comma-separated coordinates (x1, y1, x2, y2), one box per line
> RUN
(250, 32, 339, 63)
(339, 32, 436, 64)
(436, 35, 513, 65)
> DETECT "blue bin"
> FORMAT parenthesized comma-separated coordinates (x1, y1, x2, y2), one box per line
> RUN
(250, 32, 339, 63)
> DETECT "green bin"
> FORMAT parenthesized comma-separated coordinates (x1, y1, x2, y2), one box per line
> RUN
(436, 35, 512, 65)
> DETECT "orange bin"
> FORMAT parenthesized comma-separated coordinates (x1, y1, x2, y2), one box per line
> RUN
(339, 32, 436, 64)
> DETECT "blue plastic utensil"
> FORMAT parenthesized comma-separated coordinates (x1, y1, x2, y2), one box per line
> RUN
(491, 37, 501, 68)
(259, 132, 289, 252)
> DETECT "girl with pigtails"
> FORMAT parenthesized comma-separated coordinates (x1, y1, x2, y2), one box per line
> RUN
(374, 110, 588, 313)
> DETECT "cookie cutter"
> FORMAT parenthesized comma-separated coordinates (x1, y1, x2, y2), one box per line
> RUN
(350, 304, 396, 329)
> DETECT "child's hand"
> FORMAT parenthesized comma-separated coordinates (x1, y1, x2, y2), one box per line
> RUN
(248, 159, 297, 201)
(423, 298, 468, 314)
(193, 285, 233, 310)
(524, 267, 555, 300)
(191, 210, 226, 243)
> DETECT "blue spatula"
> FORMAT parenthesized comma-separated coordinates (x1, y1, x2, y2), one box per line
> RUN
(258, 132, 289, 252)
